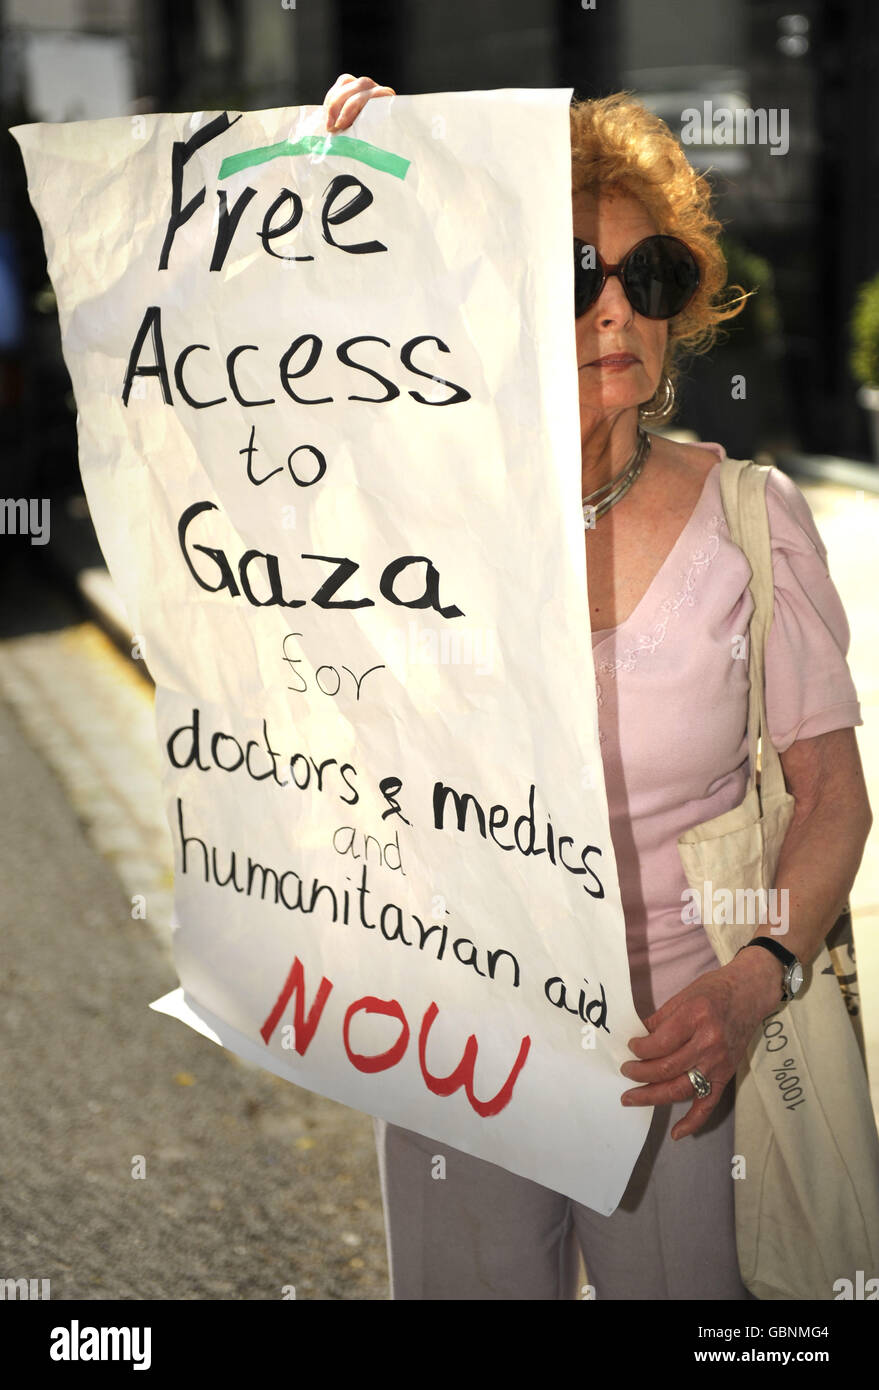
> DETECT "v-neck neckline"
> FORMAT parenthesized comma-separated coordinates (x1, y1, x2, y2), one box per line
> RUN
(590, 459, 721, 646)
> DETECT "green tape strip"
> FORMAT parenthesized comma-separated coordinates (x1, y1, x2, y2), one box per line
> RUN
(218, 134, 410, 181)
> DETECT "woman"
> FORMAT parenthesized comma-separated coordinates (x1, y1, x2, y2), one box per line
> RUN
(322, 74, 873, 1300)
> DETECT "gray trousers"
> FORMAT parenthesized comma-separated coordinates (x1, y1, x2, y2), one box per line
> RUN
(373, 1079, 756, 1300)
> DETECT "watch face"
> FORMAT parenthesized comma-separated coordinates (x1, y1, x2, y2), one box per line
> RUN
(787, 962, 805, 996)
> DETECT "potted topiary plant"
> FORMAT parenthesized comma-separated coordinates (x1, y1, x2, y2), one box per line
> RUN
(850, 271, 879, 463)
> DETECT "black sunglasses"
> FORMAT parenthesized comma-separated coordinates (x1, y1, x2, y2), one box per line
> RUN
(574, 234, 700, 320)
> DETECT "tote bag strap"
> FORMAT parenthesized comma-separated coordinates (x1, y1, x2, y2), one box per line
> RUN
(718, 458, 787, 805)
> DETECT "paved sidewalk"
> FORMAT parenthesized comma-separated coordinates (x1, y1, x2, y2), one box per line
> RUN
(789, 480, 879, 1117)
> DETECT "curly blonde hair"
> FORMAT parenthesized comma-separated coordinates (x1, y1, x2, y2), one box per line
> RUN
(570, 91, 750, 425)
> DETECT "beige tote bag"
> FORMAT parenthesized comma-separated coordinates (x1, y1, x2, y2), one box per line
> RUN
(677, 457, 879, 1301)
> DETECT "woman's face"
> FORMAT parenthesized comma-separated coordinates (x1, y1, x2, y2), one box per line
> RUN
(572, 190, 668, 433)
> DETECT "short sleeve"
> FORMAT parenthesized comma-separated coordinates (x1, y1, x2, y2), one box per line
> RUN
(762, 467, 862, 754)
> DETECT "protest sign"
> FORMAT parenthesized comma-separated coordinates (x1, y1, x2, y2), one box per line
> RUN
(13, 90, 652, 1214)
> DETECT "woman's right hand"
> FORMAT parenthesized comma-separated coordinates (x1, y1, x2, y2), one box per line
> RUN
(323, 74, 396, 132)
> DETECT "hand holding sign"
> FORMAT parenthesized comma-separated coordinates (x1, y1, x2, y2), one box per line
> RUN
(324, 74, 397, 132)
(621, 947, 783, 1138)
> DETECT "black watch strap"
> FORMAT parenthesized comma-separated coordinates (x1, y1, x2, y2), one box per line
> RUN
(735, 937, 801, 1001)
(736, 937, 795, 970)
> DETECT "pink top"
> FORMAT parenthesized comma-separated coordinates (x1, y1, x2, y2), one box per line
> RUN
(592, 440, 863, 1018)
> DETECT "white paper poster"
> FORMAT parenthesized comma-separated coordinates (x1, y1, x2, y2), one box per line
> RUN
(14, 90, 651, 1215)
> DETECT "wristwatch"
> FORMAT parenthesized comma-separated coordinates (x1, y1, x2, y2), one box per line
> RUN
(736, 937, 804, 1002)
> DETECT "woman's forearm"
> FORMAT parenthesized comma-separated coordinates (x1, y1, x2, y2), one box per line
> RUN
(765, 797, 872, 968)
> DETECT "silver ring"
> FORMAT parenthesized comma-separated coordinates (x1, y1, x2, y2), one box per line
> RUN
(687, 1067, 712, 1098)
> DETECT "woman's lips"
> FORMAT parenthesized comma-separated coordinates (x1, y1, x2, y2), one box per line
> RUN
(587, 353, 640, 370)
